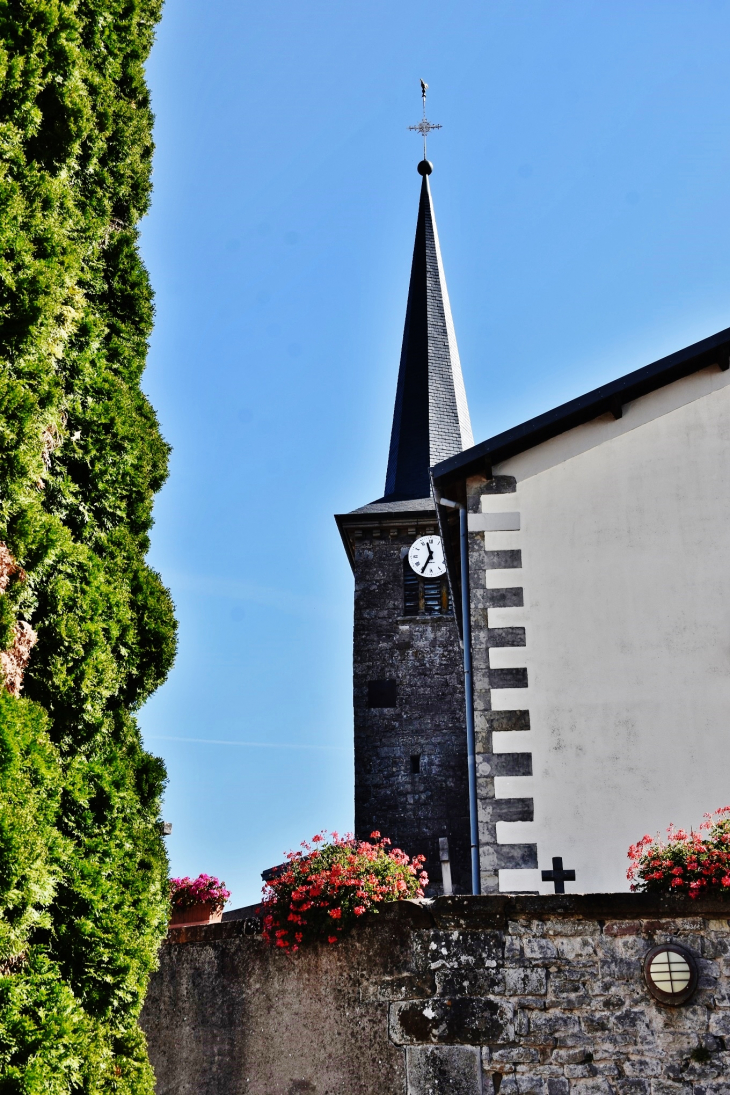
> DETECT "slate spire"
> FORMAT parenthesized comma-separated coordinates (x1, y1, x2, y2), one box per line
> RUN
(383, 161, 473, 502)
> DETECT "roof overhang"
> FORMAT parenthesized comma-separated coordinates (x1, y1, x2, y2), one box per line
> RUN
(431, 325, 730, 492)
(334, 501, 437, 570)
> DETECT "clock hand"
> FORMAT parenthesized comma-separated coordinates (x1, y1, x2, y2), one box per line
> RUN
(420, 547, 434, 574)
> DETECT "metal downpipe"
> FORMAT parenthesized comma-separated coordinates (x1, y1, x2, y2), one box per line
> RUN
(439, 497, 480, 895)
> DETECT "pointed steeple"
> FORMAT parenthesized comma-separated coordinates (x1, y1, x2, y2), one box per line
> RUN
(382, 161, 473, 502)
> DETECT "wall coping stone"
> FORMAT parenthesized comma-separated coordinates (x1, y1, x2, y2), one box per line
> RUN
(163, 892, 730, 945)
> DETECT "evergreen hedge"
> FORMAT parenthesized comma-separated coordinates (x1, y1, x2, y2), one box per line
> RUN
(0, 0, 176, 1090)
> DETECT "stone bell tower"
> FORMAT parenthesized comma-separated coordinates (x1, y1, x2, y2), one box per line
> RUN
(335, 157, 474, 893)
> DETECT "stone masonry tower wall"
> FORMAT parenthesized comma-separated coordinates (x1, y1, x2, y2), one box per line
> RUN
(338, 501, 471, 893)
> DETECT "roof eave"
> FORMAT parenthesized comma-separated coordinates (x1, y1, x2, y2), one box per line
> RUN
(334, 503, 439, 571)
(432, 326, 730, 490)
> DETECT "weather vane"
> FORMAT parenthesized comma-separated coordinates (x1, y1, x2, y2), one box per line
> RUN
(409, 79, 442, 161)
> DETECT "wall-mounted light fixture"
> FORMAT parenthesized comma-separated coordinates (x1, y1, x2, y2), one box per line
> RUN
(643, 944, 698, 1006)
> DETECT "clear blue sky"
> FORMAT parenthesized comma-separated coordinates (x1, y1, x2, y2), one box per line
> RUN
(139, 0, 730, 908)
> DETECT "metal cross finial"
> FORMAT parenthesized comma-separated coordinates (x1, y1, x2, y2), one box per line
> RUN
(409, 79, 442, 160)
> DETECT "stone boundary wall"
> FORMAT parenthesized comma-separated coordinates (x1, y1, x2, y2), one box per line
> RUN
(141, 894, 730, 1095)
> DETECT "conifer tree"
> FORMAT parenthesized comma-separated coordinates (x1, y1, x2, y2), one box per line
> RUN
(0, 0, 176, 1089)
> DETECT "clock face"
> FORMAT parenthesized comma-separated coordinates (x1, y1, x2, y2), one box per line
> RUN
(408, 535, 446, 579)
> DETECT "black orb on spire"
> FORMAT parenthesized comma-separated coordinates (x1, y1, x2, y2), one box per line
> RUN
(417, 159, 433, 176)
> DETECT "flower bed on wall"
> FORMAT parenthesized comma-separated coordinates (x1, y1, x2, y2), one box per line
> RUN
(628, 807, 730, 896)
(261, 831, 427, 950)
(169, 874, 230, 926)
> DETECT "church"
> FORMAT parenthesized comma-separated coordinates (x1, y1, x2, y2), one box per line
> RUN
(336, 153, 730, 900)
(144, 103, 730, 1095)
(146, 127, 730, 1095)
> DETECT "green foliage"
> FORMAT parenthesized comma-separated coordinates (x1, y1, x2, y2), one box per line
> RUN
(0, 693, 62, 963)
(0, 0, 176, 1090)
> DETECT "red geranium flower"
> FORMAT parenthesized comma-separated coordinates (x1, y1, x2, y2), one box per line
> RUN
(628, 808, 730, 899)
(260, 829, 426, 949)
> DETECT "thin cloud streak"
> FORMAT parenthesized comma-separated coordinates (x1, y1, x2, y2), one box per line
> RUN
(146, 733, 347, 751)
(161, 569, 340, 620)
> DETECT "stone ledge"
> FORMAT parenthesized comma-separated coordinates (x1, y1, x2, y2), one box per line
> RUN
(163, 892, 730, 945)
(165, 917, 261, 945)
(429, 891, 730, 929)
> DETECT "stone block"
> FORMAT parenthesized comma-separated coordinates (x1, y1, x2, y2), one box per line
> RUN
(596, 955, 644, 982)
(543, 920, 601, 938)
(492, 753, 533, 777)
(604, 921, 643, 937)
(406, 1045, 482, 1095)
(522, 937, 558, 960)
(656, 1002, 712, 1033)
(613, 1083, 651, 1095)
(496, 1078, 547, 1095)
(496, 1079, 520, 1095)
(505, 967, 547, 995)
(515, 1078, 547, 1095)
(436, 968, 506, 997)
(591, 1035, 639, 1054)
(491, 1046, 540, 1064)
(496, 844, 539, 870)
(565, 1064, 599, 1078)
(428, 930, 504, 967)
(709, 1010, 730, 1036)
(482, 798, 534, 823)
(552, 995, 593, 1013)
(526, 1009, 582, 1038)
(390, 997, 514, 1046)
(571, 1081, 615, 1095)
(551, 1048, 594, 1064)
(505, 936, 522, 959)
(547, 1081, 569, 1095)
(549, 972, 593, 998)
(554, 937, 596, 960)
(610, 1008, 653, 1034)
(360, 970, 437, 1002)
(578, 1013, 616, 1035)
(509, 920, 547, 937)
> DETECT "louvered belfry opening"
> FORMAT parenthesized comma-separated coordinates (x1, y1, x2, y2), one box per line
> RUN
(403, 557, 451, 617)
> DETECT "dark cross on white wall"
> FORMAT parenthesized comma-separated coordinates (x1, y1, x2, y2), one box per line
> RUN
(541, 857, 576, 894)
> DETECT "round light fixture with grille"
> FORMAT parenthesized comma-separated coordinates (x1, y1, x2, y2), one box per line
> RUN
(643, 944, 698, 1006)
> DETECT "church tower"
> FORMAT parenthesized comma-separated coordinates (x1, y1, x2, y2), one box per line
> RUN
(335, 156, 474, 892)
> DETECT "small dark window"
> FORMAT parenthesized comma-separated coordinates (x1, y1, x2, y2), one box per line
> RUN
(367, 680, 397, 708)
(410, 754, 420, 774)
(403, 558, 451, 617)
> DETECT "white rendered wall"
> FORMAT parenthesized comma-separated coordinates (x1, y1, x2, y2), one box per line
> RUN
(485, 364, 730, 894)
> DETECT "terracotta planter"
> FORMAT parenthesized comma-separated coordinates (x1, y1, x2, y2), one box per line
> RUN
(169, 902, 223, 928)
